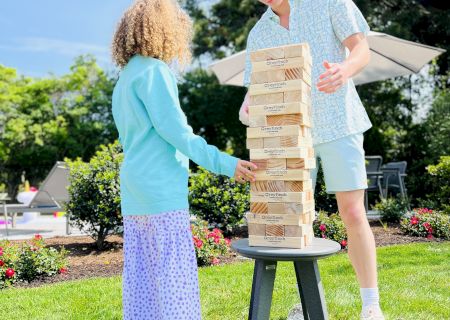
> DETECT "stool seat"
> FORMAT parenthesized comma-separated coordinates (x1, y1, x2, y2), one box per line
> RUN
(231, 237, 341, 320)
(232, 238, 340, 261)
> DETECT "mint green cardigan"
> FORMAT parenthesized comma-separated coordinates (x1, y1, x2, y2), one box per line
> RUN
(112, 56, 238, 215)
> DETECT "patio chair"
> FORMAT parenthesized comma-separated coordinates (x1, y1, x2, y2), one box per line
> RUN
(364, 156, 384, 212)
(1, 162, 71, 236)
(381, 161, 408, 199)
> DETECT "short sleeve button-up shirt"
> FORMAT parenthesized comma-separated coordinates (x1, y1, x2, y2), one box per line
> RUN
(244, 0, 372, 145)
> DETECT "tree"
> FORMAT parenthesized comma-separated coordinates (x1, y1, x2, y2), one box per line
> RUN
(0, 56, 118, 198)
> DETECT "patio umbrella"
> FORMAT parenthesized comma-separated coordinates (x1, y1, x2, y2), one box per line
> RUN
(209, 31, 445, 86)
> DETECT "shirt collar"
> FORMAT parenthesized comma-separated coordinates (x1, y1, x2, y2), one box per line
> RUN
(263, 0, 295, 24)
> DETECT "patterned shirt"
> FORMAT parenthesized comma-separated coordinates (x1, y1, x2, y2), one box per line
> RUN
(244, 0, 372, 145)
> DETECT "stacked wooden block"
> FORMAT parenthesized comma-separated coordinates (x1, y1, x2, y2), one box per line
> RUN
(246, 43, 315, 249)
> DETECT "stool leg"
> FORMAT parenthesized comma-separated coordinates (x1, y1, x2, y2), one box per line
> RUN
(294, 260, 328, 320)
(249, 259, 277, 320)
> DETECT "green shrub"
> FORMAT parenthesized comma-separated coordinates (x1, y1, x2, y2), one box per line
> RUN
(191, 220, 231, 266)
(65, 141, 123, 250)
(373, 196, 410, 222)
(400, 208, 450, 240)
(0, 235, 69, 289)
(313, 211, 348, 249)
(427, 156, 450, 214)
(189, 167, 249, 233)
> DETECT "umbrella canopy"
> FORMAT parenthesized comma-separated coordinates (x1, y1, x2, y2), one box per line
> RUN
(209, 31, 445, 86)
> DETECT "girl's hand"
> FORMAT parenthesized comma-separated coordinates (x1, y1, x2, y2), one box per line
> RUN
(239, 93, 250, 126)
(316, 60, 350, 94)
(234, 160, 257, 183)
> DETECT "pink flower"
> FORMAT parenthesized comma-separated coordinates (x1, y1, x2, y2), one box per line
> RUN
(321, 233, 326, 239)
(195, 239, 203, 249)
(0, 260, 4, 267)
(211, 258, 220, 265)
(214, 237, 220, 244)
(213, 228, 222, 235)
(319, 224, 326, 232)
(5, 268, 15, 278)
(206, 232, 215, 239)
(59, 267, 68, 274)
(422, 222, 431, 229)
(427, 234, 433, 240)
(340, 239, 347, 247)
(225, 238, 231, 246)
(34, 234, 42, 240)
(0, 250, 3, 256)
(410, 216, 419, 225)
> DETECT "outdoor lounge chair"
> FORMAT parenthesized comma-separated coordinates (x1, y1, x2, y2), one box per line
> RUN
(0, 161, 71, 236)
(364, 156, 384, 212)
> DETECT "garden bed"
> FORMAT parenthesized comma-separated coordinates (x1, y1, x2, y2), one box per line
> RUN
(7, 221, 446, 289)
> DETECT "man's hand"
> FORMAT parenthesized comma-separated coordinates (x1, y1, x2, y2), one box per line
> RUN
(239, 93, 250, 126)
(234, 159, 257, 183)
(316, 60, 350, 94)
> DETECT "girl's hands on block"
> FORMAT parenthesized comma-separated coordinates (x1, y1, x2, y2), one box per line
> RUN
(234, 160, 257, 183)
(317, 60, 350, 94)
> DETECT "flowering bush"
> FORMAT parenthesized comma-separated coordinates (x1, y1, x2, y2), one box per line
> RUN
(373, 196, 410, 222)
(313, 211, 348, 249)
(400, 208, 450, 240)
(0, 234, 69, 289)
(189, 167, 250, 233)
(191, 221, 231, 266)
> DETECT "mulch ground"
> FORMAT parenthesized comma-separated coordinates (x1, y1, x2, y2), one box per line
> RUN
(7, 221, 446, 289)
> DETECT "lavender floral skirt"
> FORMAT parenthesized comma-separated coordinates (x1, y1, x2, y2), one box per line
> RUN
(122, 209, 201, 320)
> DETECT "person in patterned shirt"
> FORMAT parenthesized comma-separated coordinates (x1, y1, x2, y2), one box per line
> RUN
(239, 1, 385, 319)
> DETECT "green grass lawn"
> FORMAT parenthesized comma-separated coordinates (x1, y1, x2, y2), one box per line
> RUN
(1, 242, 448, 320)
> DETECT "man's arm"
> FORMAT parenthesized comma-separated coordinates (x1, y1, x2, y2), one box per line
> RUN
(317, 32, 370, 94)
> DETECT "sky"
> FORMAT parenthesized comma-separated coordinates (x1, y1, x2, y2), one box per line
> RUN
(0, 0, 134, 77)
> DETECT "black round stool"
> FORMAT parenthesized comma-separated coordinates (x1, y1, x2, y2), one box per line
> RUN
(232, 238, 340, 320)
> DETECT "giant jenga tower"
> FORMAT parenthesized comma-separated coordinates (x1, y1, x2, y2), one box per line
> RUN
(246, 43, 315, 249)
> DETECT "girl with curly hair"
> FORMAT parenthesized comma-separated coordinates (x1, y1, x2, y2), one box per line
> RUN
(111, 1, 256, 319)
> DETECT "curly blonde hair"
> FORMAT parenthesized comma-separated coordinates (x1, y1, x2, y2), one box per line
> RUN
(112, 0, 193, 68)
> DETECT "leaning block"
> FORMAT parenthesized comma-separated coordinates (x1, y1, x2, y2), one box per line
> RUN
(266, 113, 310, 127)
(286, 158, 316, 169)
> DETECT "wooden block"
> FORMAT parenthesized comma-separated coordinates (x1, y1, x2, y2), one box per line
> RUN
(266, 113, 311, 127)
(255, 169, 310, 181)
(249, 92, 284, 106)
(285, 68, 311, 86)
(250, 147, 311, 159)
(249, 235, 306, 248)
(250, 202, 268, 214)
(248, 102, 308, 117)
(284, 44, 311, 60)
(250, 191, 312, 203)
(251, 181, 285, 192)
(284, 90, 311, 103)
(246, 138, 264, 149)
(246, 212, 313, 225)
(248, 115, 267, 127)
(252, 159, 286, 170)
(268, 201, 315, 214)
(248, 223, 266, 236)
(251, 57, 312, 75)
(251, 70, 285, 84)
(286, 158, 316, 169)
(266, 225, 285, 236)
(247, 125, 300, 138)
(264, 136, 313, 148)
(285, 224, 312, 237)
(248, 79, 310, 96)
(285, 180, 313, 192)
(250, 47, 285, 62)
(301, 126, 312, 138)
